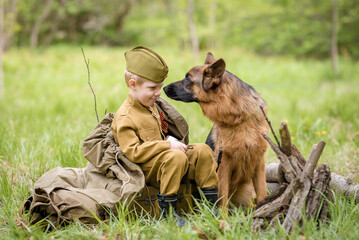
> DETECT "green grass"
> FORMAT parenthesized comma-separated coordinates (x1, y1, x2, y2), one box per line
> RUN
(1, 45, 359, 239)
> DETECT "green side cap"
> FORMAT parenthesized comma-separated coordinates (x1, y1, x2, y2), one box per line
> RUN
(125, 46, 169, 82)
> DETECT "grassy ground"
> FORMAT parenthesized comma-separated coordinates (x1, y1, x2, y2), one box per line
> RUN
(1, 45, 359, 239)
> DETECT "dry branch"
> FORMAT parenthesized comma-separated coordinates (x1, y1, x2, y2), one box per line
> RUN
(81, 48, 99, 123)
(260, 105, 281, 149)
(279, 122, 291, 156)
(303, 141, 326, 180)
(262, 133, 296, 182)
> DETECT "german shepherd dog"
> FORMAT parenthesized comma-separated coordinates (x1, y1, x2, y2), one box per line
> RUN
(163, 53, 269, 211)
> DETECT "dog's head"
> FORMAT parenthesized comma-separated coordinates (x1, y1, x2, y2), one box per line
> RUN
(163, 52, 226, 103)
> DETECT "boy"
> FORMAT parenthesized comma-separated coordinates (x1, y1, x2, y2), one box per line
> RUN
(111, 46, 219, 225)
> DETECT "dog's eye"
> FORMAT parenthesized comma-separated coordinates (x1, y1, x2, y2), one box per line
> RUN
(184, 77, 193, 89)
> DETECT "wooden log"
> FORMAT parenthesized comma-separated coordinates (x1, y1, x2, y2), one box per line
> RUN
(302, 141, 326, 180)
(306, 164, 331, 219)
(282, 140, 325, 232)
(265, 162, 359, 201)
(269, 212, 284, 228)
(291, 144, 307, 167)
(277, 164, 286, 184)
(266, 182, 281, 193)
(330, 172, 359, 200)
(265, 163, 286, 185)
(279, 122, 292, 156)
(262, 133, 297, 182)
(262, 133, 284, 158)
(282, 178, 311, 232)
(260, 183, 288, 208)
(254, 181, 299, 218)
(289, 155, 302, 179)
(265, 162, 281, 183)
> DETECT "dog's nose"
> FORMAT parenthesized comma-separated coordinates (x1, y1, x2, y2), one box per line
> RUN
(163, 85, 170, 94)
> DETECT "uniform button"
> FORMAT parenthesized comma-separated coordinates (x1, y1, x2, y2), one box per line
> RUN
(153, 113, 156, 116)
(147, 137, 149, 140)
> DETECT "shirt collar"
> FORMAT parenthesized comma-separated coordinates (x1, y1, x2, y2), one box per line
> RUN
(127, 94, 155, 113)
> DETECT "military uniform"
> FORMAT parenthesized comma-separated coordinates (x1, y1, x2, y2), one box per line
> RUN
(111, 94, 218, 195)
(21, 46, 218, 228)
(112, 46, 218, 226)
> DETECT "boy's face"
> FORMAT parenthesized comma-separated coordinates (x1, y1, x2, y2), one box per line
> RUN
(130, 79, 164, 107)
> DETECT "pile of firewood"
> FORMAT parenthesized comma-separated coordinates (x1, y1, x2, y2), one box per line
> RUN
(252, 121, 358, 232)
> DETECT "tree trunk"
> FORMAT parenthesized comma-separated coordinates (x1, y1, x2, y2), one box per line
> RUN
(208, 0, 217, 48)
(2, 0, 18, 51)
(331, 0, 339, 76)
(30, 0, 54, 50)
(0, 0, 4, 100)
(41, 11, 61, 49)
(42, 0, 67, 49)
(164, 0, 185, 50)
(208, 0, 217, 31)
(0, 46, 3, 101)
(113, 0, 135, 36)
(187, 0, 199, 59)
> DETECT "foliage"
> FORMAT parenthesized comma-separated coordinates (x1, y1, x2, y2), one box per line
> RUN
(15, 0, 139, 47)
(0, 45, 359, 238)
(5, 0, 359, 59)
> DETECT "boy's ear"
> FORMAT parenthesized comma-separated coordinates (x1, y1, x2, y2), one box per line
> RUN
(202, 58, 226, 91)
(204, 52, 216, 65)
(129, 79, 136, 88)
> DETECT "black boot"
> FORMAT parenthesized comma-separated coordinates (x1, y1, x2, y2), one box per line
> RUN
(157, 193, 186, 227)
(200, 187, 219, 216)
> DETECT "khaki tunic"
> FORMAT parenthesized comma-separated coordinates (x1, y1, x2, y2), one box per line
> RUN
(112, 94, 218, 195)
(22, 113, 146, 227)
(21, 97, 218, 227)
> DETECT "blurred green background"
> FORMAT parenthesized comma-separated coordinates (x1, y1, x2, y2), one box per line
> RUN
(1, 0, 359, 239)
(2, 0, 357, 177)
(2, 0, 359, 59)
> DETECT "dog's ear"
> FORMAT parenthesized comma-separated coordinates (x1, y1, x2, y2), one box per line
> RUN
(203, 58, 226, 91)
(205, 52, 216, 65)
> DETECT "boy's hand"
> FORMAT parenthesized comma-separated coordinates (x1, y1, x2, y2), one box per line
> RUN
(170, 141, 188, 152)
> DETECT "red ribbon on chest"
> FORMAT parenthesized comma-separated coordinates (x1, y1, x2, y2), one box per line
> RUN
(160, 111, 168, 134)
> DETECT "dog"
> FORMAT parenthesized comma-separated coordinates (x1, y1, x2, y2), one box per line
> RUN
(163, 52, 269, 211)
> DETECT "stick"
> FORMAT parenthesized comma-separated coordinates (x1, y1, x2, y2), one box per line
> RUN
(260, 105, 281, 150)
(262, 132, 296, 182)
(81, 48, 99, 123)
(301, 141, 326, 180)
(279, 122, 292, 156)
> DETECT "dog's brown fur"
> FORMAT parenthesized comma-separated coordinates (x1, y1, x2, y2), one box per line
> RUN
(163, 53, 269, 211)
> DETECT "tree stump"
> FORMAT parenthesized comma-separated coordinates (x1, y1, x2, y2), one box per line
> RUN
(252, 122, 332, 232)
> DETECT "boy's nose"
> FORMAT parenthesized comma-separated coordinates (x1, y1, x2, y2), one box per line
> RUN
(155, 89, 161, 96)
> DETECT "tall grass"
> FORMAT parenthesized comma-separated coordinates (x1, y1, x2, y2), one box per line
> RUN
(1, 45, 359, 239)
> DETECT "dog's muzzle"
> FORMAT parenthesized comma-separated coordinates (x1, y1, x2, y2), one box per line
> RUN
(163, 84, 198, 103)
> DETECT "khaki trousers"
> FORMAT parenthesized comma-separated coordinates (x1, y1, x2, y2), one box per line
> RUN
(141, 143, 218, 195)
